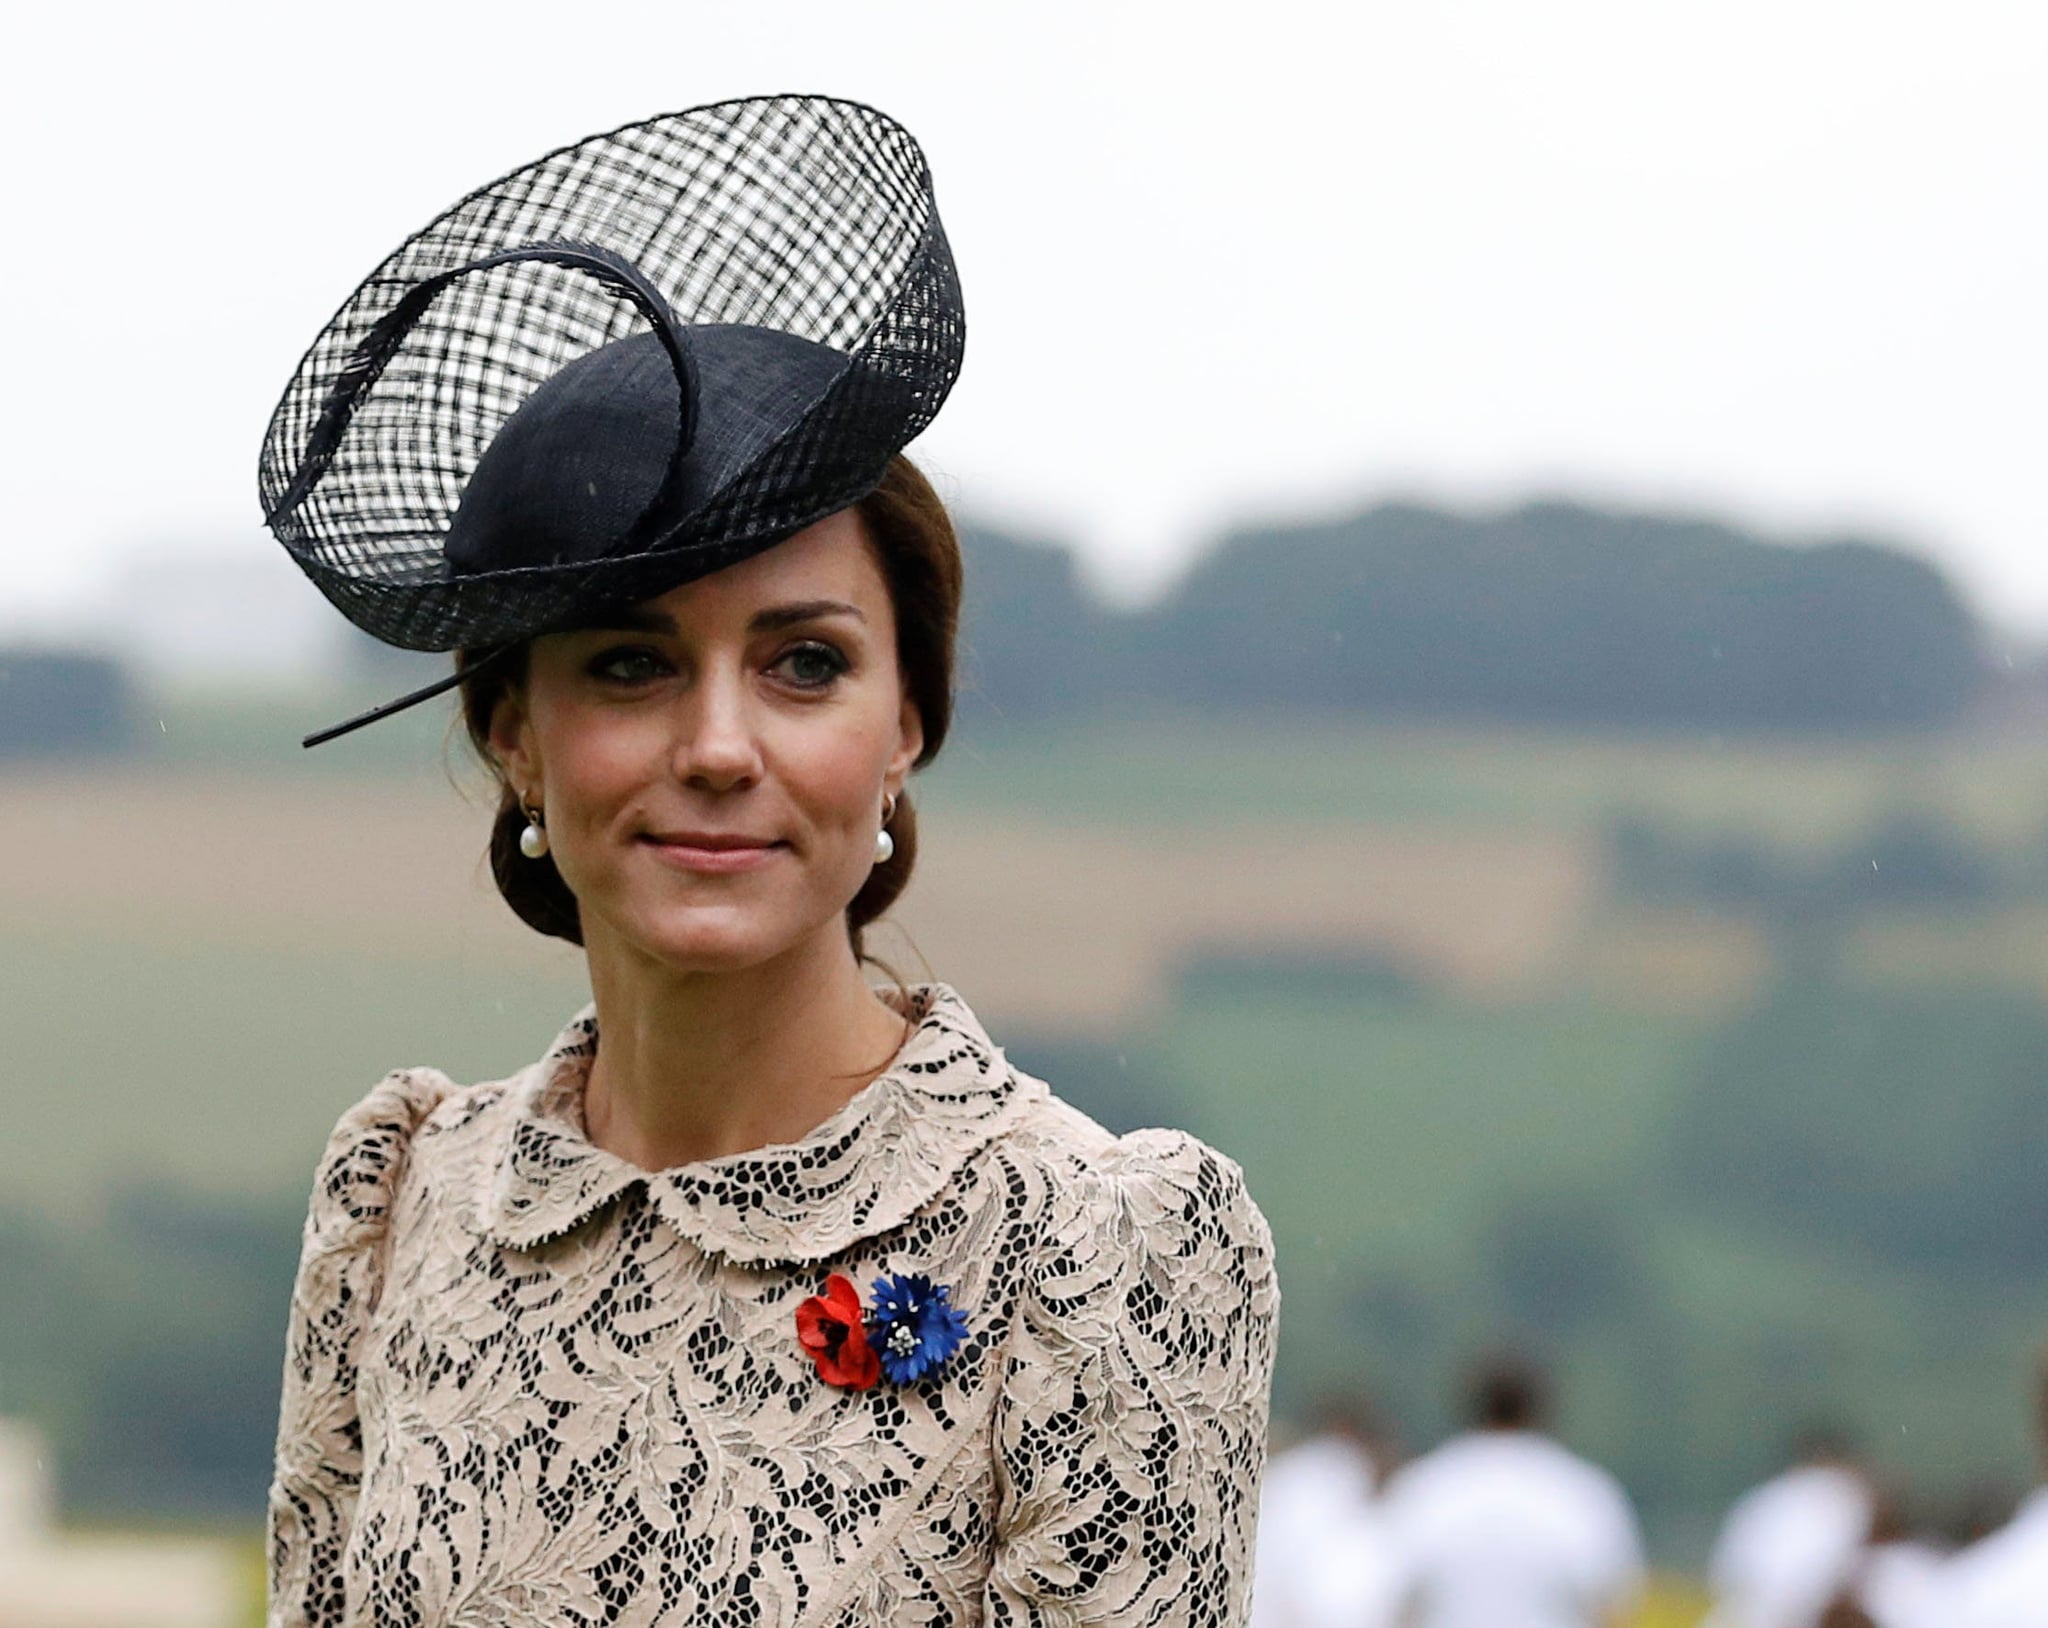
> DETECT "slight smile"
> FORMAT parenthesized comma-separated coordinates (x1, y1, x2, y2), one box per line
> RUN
(639, 833, 787, 874)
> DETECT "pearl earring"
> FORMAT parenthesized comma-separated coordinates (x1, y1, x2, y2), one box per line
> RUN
(873, 794, 898, 866)
(518, 801, 549, 860)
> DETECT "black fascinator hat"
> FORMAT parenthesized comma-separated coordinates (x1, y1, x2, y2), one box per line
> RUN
(258, 94, 965, 744)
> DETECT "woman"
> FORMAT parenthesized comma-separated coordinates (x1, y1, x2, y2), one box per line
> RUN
(260, 96, 1278, 1626)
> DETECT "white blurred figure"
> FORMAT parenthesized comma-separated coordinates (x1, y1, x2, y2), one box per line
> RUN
(1930, 1357, 2048, 1628)
(1702, 1428, 1874, 1628)
(1851, 1491, 1948, 1628)
(1934, 1490, 2048, 1628)
(1253, 1398, 1406, 1628)
(1379, 1354, 1645, 1628)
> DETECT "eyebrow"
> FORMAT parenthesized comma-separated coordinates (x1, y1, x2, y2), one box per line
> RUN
(577, 599, 866, 636)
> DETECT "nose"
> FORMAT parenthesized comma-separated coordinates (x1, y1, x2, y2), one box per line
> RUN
(672, 663, 764, 792)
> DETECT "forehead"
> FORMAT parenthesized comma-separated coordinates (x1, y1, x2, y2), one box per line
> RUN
(636, 507, 887, 624)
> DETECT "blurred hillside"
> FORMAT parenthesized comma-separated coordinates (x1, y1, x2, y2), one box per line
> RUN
(954, 500, 1989, 731)
(2, 497, 2045, 1568)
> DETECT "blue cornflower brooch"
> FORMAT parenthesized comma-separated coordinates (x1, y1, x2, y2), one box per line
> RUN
(868, 1273, 970, 1385)
(795, 1270, 969, 1390)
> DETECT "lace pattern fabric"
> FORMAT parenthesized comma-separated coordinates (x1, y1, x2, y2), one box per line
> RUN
(268, 985, 1278, 1627)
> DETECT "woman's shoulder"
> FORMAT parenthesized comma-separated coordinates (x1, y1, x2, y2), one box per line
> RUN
(1001, 1077, 1260, 1201)
(978, 1075, 1279, 1417)
(993, 1076, 1277, 1295)
(298, 1065, 507, 1257)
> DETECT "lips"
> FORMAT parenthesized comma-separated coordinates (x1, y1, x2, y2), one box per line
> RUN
(638, 831, 786, 874)
(642, 832, 777, 851)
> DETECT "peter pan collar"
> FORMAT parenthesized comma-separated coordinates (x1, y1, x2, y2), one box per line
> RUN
(475, 983, 1041, 1263)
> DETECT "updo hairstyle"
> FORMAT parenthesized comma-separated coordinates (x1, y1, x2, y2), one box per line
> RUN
(457, 456, 962, 963)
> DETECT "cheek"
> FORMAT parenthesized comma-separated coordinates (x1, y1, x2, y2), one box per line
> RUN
(536, 707, 665, 825)
(776, 715, 896, 828)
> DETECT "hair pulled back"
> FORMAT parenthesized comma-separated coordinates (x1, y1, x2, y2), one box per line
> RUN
(457, 456, 962, 964)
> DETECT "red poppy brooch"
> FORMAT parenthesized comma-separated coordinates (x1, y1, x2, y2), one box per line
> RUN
(796, 1272, 969, 1390)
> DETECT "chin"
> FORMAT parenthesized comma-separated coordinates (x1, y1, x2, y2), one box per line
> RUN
(633, 921, 787, 975)
(607, 900, 822, 976)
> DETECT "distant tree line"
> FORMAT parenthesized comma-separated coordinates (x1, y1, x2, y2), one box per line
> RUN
(0, 650, 135, 757)
(6, 500, 1994, 757)
(957, 502, 1987, 732)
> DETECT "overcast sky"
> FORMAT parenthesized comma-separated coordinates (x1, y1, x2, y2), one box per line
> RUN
(4, 0, 2044, 645)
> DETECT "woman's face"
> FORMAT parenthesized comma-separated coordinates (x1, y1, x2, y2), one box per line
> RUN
(490, 508, 923, 975)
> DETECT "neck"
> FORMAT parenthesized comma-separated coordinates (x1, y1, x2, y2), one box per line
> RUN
(578, 923, 911, 1170)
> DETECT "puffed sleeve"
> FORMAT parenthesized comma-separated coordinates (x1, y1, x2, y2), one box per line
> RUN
(266, 1070, 447, 1628)
(983, 1130, 1280, 1626)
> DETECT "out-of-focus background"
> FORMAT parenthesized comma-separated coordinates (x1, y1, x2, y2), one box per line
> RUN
(3, 3, 2045, 1624)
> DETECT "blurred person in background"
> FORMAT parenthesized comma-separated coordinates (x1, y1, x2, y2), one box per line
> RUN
(1942, 1476, 2024, 1551)
(1253, 1392, 1406, 1628)
(1930, 1350, 2048, 1628)
(1378, 1351, 1645, 1628)
(1848, 1489, 1947, 1628)
(256, 96, 1278, 1626)
(1702, 1424, 1875, 1628)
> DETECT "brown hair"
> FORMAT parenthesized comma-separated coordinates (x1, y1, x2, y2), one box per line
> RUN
(1465, 1351, 1549, 1432)
(457, 456, 962, 963)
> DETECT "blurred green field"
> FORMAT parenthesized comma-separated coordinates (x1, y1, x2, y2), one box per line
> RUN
(0, 924, 587, 1214)
(1105, 986, 2048, 1541)
(930, 714, 2048, 848)
(1146, 990, 1699, 1361)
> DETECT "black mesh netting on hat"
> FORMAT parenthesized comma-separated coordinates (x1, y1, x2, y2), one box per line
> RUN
(258, 95, 965, 651)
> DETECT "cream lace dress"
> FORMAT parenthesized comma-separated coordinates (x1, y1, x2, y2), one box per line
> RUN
(267, 984, 1279, 1627)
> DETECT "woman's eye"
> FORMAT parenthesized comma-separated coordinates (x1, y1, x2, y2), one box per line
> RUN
(774, 642, 850, 689)
(587, 645, 670, 684)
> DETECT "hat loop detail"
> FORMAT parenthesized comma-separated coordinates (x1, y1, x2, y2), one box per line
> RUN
(268, 241, 701, 544)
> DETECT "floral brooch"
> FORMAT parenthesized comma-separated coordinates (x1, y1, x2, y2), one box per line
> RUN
(795, 1271, 969, 1390)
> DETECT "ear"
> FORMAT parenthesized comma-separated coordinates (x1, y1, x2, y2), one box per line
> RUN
(487, 679, 541, 801)
(885, 689, 925, 796)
